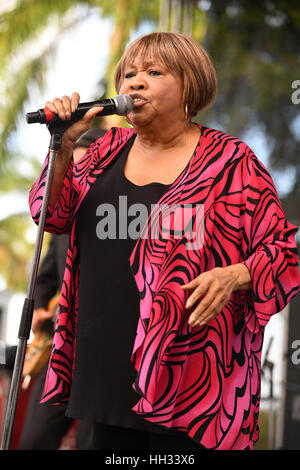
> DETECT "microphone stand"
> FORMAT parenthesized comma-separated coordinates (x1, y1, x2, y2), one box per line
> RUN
(1, 122, 66, 450)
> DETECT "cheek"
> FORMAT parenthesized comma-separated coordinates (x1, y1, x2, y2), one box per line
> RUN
(118, 80, 127, 95)
(159, 84, 184, 110)
(158, 77, 183, 102)
(171, 82, 184, 106)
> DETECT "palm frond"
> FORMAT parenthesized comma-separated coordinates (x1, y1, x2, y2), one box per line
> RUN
(0, 213, 34, 291)
(0, 0, 92, 68)
(0, 2, 93, 166)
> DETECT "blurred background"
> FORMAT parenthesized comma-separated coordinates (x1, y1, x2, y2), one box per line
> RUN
(0, 0, 299, 450)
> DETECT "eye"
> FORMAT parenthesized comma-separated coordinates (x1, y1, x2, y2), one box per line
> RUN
(124, 72, 135, 79)
(149, 70, 161, 76)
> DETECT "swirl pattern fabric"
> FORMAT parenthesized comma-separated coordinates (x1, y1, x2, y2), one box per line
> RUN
(29, 125, 300, 449)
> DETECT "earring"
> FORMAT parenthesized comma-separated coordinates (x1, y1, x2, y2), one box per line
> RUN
(185, 104, 189, 120)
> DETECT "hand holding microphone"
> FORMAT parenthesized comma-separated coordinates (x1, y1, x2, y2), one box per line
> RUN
(26, 91, 133, 209)
(26, 92, 133, 149)
(57, 93, 100, 148)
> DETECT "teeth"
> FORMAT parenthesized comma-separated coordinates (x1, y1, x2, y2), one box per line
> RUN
(133, 98, 142, 101)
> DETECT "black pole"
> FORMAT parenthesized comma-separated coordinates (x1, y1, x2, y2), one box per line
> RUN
(0, 132, 62, 450)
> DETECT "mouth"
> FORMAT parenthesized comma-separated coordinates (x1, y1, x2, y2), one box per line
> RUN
(129, 93, 148, 108)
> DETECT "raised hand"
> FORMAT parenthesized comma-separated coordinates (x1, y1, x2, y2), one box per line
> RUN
(45, 92, 103, 148)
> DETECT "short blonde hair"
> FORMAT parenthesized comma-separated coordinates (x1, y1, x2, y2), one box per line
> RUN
(114, 32, 217, 117)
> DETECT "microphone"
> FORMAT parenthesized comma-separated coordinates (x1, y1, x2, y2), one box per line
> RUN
(25, 94, 133, 124)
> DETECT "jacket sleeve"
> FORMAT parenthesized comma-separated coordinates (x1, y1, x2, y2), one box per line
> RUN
(29, 154, 80, 234)
(241, 149, 300, 334)
(28, 129, 116, 234)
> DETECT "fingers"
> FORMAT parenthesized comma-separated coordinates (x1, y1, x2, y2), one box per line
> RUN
(61, 95, 72, 119)
(187, 284, 214, 326)
(181, 268, 234, 327)
(83, 105, 104, 122)
(44, 93, 103, 124)
(70, 91, 80, 112)
(182, 276, 206, 309)
(44, 93, 104, 147)
(188, 289, 228, 327)
(45, 92, 81, 120)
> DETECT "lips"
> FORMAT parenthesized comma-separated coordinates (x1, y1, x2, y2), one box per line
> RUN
(129, 93, 148, 108)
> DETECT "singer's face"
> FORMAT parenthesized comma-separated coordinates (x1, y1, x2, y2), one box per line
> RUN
(118, 55, 184, 128)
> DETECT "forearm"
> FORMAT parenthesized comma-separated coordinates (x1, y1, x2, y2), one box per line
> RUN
(44, 93, 104, 208)
(29, 148, 78, 234)
(49, 139, 74, 209)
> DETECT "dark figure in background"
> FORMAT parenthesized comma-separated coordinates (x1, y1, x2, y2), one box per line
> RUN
(18, 127, 105, 450)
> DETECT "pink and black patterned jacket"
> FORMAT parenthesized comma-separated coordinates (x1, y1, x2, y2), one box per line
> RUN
(29, 125, 300, 449)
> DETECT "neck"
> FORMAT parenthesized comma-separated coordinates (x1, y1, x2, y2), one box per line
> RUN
(133, 119, 196, 151)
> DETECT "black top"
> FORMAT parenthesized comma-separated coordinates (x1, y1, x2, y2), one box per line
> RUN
(66, 136, 180, 434)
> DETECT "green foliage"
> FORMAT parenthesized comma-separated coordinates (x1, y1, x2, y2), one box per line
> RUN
(196, 1, 300, 221)
(0, 151, 39, 191)
(0, 213, 33, 291)
(0, 0, 87, 69)
(0, 56, 46, 167)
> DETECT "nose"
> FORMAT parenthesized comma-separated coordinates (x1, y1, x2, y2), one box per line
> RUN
(129, 71, 147, 90)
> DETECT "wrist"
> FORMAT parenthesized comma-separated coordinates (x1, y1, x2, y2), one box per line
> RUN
(56, 144, 74, 174)
(60, 138, 75, 158)
(226, 263, 252, 291)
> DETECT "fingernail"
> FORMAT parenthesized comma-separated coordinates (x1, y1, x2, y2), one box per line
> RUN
(66, 111, 71, 119)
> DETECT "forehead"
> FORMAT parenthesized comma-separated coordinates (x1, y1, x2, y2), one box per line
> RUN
(123, 54, 165, 70)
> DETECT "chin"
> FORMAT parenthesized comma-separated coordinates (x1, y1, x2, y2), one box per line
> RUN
(126, 111, 154, 129)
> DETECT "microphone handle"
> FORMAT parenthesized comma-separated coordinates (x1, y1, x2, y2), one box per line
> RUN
(26, 98, 115, 124)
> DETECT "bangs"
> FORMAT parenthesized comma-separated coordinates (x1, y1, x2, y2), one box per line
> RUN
(114, 35, 183, 90)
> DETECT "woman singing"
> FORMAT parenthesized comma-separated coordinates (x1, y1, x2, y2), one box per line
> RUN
(29, 32, 300, 450)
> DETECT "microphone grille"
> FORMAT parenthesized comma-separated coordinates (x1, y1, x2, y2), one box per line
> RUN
(113, 94, 133, 116)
